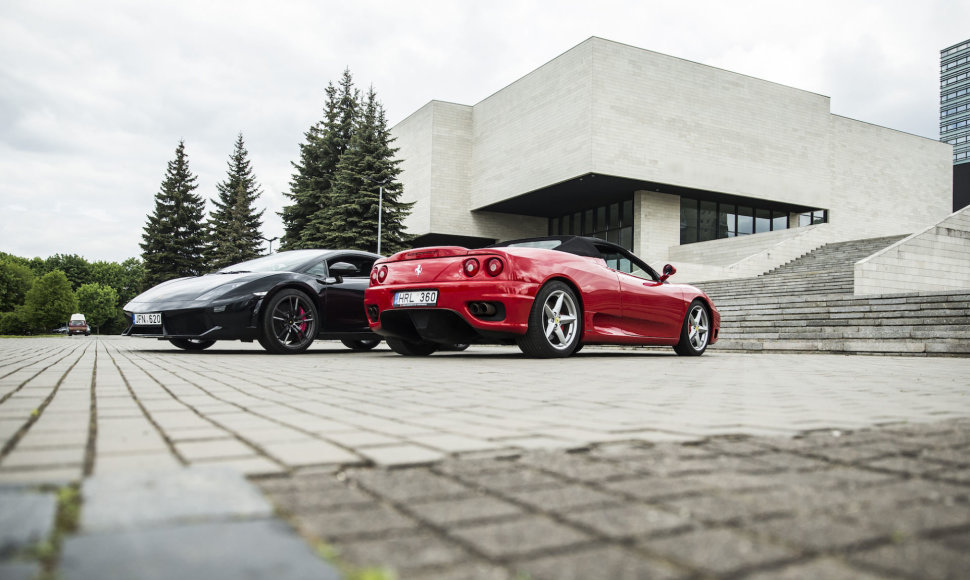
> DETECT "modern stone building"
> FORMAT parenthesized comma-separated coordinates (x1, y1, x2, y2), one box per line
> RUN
(392, 37, 953, 281)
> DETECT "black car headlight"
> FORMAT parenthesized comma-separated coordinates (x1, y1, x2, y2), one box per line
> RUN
(196, 282, 248, 303)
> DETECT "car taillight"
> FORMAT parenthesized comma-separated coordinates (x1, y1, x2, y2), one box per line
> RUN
(462, 258, 480, 277)
(485, 257, 504, 277)
(377, 265, 388, 283)
(370, 267, 379, 284)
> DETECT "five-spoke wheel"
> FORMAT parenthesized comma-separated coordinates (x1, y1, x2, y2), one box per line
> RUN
(516, 281, 582, 358)
(259, 289, 318, 354)
(674, 300, 710, 356)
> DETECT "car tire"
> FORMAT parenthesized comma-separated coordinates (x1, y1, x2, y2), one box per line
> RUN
(516, 281, 582, 358)
(168, 338, 215, 351)
(258, 289, 318, 354)
(673, 300, 710, 356)
(341, 338, 381, 351)
(386, 337, 439, 356)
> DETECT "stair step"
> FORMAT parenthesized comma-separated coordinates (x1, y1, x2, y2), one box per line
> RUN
(703, 234, 969, 356)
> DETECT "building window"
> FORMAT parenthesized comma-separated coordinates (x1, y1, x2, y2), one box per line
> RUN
(718, 204, 736, 238)
(680, 199, 698, 244)
(699, 201, 717, 241)
(771, 212, 787, 231)
(799, 209, 828, 226)
(737, 206, 754, 236)
(548, 197, 634, 250)
(680, 197, 795, 244)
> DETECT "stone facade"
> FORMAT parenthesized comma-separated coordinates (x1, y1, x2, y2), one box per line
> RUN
(855, 205, 970, 295)
(391, 37, 952, 278)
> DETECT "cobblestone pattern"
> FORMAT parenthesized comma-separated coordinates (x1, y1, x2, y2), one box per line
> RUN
(2, 338, 968, 484)
(258, 420, 970, 579)
(1, 337, 969, 578)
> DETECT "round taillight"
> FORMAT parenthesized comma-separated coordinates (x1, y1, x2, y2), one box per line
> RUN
(485, 257, 504, 277)
(370, 268, 379, 284)
(377, 265, 388, 283)
(462, 258, 480, 277)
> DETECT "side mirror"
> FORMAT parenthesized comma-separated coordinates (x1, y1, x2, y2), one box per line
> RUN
(659, 264, 676, 283)
(328, 262, 358, 277)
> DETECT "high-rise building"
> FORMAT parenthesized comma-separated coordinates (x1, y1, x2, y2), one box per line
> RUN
(942, 38, 970, 210)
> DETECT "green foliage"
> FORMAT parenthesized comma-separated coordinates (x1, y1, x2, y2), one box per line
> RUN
(75, 283, 119, 331)
(56, 486, 81, 534)
(0, 306, 33, 334)
(323, 87, 413, 254)
(89, 258, 145, 306)
(42, 255, 93, 290)
(313, 540, 397, 580)
(141, 140, 209, 286)
(208, 133, 266, 269)
(0, 252, 142, 335)
(281, 70, 412, 255)
(282, 68, 360, 250)
(0, 257, 35, 311)
(30, 485, 82, 579)
(24, 271, 77, 330)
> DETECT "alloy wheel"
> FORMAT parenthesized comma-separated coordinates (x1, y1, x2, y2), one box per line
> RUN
(687, 304, 709, 351)
(541, 289, 579, 350)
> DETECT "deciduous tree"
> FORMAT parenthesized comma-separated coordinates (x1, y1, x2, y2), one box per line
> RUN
(76, 283, 119, 333)
(0, 258, 34, 312)
(24, 271, 77, 331)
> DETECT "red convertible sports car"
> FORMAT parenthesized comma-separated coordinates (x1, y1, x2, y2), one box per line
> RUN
(364, 236, 720, 358)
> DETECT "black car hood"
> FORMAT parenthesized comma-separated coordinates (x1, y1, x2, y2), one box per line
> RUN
(125, 273, 266, 307)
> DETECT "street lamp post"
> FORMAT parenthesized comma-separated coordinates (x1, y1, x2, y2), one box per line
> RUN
(361, 176, 390, 255)
(261, 236, 279, 254)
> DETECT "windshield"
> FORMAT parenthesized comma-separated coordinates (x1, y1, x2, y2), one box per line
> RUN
(215, 250, 325, 274)
(504, 240, 563, 250)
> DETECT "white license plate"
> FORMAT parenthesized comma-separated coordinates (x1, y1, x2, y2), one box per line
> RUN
(394, 290, 438, 307)
(134, 313, 162, 326)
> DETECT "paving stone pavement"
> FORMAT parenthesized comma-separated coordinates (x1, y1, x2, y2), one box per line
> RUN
(0, 336, 968, 578)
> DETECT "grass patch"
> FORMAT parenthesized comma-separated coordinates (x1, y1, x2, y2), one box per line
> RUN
(314, 540, 397, 580)
(29, 484, 82, 579)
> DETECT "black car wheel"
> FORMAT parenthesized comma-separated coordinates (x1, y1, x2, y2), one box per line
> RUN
(341, 338, 381, 351)
(168, 338, 215, 351)
(673, 300, 710, 356)
(386, 337, 439, 356)
(259, 289, 318, 354)
(516, 281, 582, 358)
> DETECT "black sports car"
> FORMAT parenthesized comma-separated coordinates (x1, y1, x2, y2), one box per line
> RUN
(123, 249, 382, 353)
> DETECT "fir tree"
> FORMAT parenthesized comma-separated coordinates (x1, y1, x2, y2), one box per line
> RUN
(140, 140, 208, 286)
(281, 68, 360, 249)
(208, 134, 265, 269)
(323, 87, 413, 254)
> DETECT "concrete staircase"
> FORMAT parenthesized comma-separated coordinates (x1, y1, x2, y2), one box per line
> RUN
(697, 236, 970, 356)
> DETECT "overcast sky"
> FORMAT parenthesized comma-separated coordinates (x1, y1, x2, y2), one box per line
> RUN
(1, 0, 967, 263)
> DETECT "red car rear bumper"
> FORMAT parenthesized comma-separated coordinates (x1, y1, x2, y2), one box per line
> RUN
(364, 280, 540, 343)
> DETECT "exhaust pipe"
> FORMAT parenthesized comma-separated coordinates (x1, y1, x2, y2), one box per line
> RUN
(468, 302, 497, 317)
